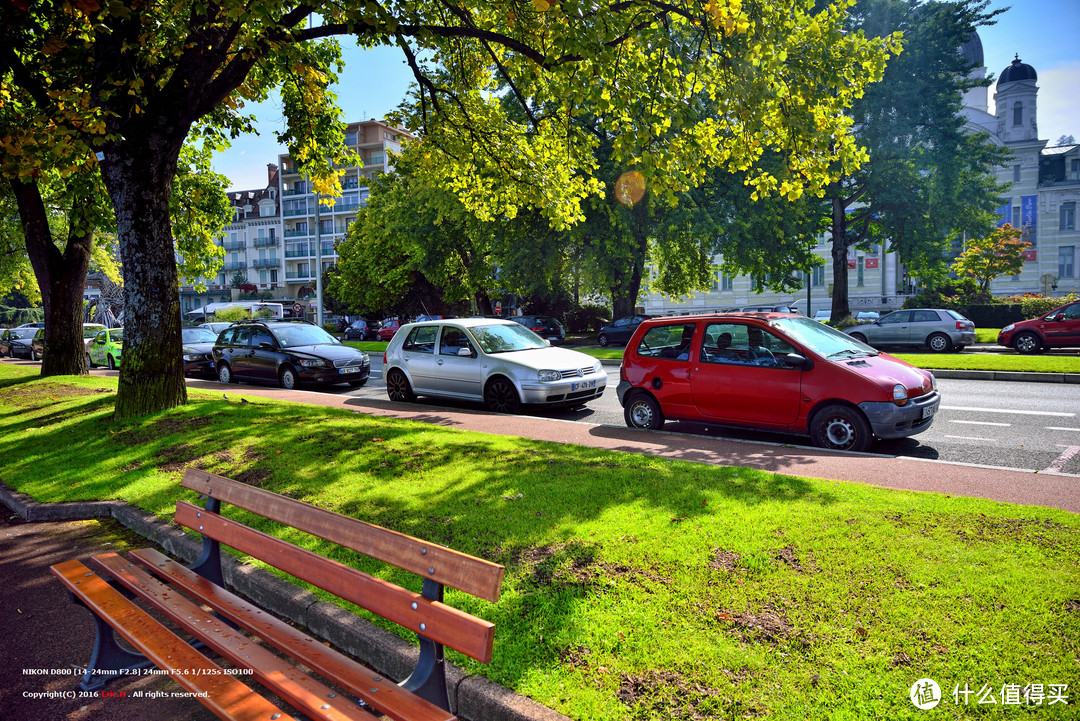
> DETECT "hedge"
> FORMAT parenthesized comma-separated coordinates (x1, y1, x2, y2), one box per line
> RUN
(0, 306, 44, 326)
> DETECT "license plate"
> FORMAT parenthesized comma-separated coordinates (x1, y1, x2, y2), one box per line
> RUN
(922, 405, 936, 419)
(571, 379, 597, 391)
(339, 366, 360, 374)
(547, 336, 560, 341)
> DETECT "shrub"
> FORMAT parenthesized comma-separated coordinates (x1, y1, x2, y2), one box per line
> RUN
(0, 306, 45, 326)
(564, 303, 611, 334)
(213, 306, 253, 322)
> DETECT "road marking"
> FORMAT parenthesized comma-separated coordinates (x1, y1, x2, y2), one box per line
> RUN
(1043, 445, 1080, 474)
(1045, 426, 1080, 433)
(942, 405, 1075, 418)
(949, 420, 1011, 427)
(944, 435, 998, 442)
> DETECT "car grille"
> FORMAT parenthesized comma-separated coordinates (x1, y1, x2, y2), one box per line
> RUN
(558, 367, 593, 379)
(333, 357, 370, 368)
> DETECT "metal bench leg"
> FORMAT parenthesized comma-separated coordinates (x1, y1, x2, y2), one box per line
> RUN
(400, 579, 450, 711)
(69, 593, 153, 691)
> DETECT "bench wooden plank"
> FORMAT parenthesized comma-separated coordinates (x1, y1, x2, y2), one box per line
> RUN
(129, 547, 456, 721)
(50, 559, 282, 721)
(91, 552, 400, 721)
(175, 501, 496, 663)
(182, 469, 504, 602)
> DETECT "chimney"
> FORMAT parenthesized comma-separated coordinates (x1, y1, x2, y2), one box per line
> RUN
(267, 163, 279, 188)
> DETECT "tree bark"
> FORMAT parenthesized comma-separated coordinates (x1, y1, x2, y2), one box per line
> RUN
(98, 131, 188, 419)
(610, 202, 650, 318)
(10, 178, 93, 377)
(829, 195, 851, 321)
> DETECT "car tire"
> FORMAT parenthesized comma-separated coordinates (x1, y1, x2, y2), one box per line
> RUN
(624, 392, 664, 430)
(347, 379, 367, 388)
(279, 366, 299, 390)
(810, 404, 872, 453)
(927, 332, 952, 353)
(217, 362, 234, 384)
(955, 345, 967, 352)
(30, 348, 38, 361)
(86, 353, 95, 368)
(484, 377, 521, 414)
(1014, 332, 1043, 355)
(597, 333, 610, 347)
(107, 355, 115, 370)
(848, 332, 868, 344)
(385, 369, 415, 402)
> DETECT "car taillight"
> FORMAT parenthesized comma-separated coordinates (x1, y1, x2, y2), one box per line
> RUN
(532, 326, 543, 332)
(956, 321, 966, 330)
(383, 351, 387, 364)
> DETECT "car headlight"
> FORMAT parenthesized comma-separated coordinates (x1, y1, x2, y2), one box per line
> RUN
(538, 369, 561, 383)
(593, 362, 603, 375)
(183, 353, 207, 362)
(298, 358, 325, 368)
(892, 383, 908, 406)
(1002, 324, 1015, 332)
(930, 373, 937, 391)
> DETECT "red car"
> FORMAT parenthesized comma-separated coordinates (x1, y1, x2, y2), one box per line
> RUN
(376, 319, 402, 341)
(997, 300, 1080, 354)
(616, 313, 940, 452)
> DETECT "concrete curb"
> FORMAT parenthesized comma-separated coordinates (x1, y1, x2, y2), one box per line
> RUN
(0, 482, 569, 721)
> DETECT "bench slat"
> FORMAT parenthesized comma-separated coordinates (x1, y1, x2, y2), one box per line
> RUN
(175, 501, 496, 663)
(182, 469, 504, 602)
(50, 559, 281, 721)
(91, 552, 401, 721)
(129, 547, 456, 721)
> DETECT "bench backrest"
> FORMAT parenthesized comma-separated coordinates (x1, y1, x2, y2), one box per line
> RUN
(179, 468, 504, 663)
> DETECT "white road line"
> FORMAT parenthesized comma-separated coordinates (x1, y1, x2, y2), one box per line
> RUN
(1045, 426, 1080, 433)
(944, 435, 998, 442)
(949, 420, 1012, 427)
(1043, 445, 1080, 474)
(941, 405, 1075, 417)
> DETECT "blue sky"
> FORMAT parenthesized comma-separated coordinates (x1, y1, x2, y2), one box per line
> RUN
(211, 0, 1080, 191)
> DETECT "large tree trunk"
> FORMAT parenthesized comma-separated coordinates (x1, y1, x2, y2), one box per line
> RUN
(99, 133, 187, 419)
(609, 202, 650, 317)
(11, 178, 93, 377)
(829, 196, 851, 321)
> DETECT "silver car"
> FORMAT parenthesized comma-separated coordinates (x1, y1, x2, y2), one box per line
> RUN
(844, 308, 975, 353)
(383, 318, 606, 413)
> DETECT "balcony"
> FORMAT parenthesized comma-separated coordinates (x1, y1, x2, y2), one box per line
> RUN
(251, 258, 280, 269)
(283, 228, 309, 239)
(221, 261, 247, 272)
(285, 271, 315, 281)
(332, 201, 360, 213)
(252, 236, 277, 247)
(365, 154, 385, 166)
(285, 245, 310, 258)
(283, 207, 308, 217)
(341, 179, 360, 190)
(221, 240, 246, 251)
(282, 187, 309, 196)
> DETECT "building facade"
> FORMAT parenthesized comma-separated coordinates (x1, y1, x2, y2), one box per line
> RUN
(179, 119, 409, 315)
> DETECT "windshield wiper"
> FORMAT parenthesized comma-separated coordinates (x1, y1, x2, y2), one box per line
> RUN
(827, 348, 877, 359)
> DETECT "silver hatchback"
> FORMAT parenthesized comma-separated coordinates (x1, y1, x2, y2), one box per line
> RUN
(383, 318, 606, 413)
(844, 308, 975, 353)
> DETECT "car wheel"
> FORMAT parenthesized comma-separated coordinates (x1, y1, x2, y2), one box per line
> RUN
(484, 377, 521, 414)
(624, 393, 664, 430)
(385, 369, 415, 402)
(1014, 332, 1043, 355)
(86, 353, 95, 368)
(217, 362, 233, 384)
(347, 379, 367, 388)
(279, 366, 299, 390)
(597, 333, 609, 347)
(849, 332, 868, 344)
(810, 404, 872, 453)
(107, 355, 116, 370)
(927, 332, 952, 353)
(30, 348, 38, 361)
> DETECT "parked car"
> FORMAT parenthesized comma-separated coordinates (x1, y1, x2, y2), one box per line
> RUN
(617, 313, 939, 452)
(844, 309, 974, 353)
(30, 328, 46, 360)
(813, 310, 832, 322)
(213, 320, 370, 390)
(508, 315, 566, 345)
(855, 311, 880, 322)
(199, 322, 234, 336)
(81, 323, 107, 350)
(596, 314, 652, 347)
(997, 300, 1080, 354)
(0, 327, 39, 358)
(181, 326, 219, 378)
(376, 319, 403, 341)
(88, 328, 124, 369)
(382, 318, 606, 413)
(343, 319, 380, 341)
(14, 322, 45, 328)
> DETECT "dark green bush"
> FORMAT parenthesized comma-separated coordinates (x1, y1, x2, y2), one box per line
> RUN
(0, 306, 45, 326)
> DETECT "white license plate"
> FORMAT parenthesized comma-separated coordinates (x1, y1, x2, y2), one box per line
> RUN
(339, 366, 361, 374)
(571, 379, 597, 392)
(922, 405, 936, 419)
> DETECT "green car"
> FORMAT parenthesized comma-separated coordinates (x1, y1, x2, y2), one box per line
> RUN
(88, 328, 123, 369)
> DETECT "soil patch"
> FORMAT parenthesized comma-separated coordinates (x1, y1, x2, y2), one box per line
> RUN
(0, 383, 109, 408)
(616, 669, 730, 720)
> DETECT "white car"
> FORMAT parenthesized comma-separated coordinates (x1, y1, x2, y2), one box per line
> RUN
(383, 318, 607, 413)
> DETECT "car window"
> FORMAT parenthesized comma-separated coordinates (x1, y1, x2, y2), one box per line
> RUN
(636, 324, 695, 361)
(250, 330, 275, 347)
(94, 331, 107, 343)
(613, 317, 630, 327)
(468, 323, 547, 353)
(701, 323, 797, 367)
(879, 311, 910, 324)
(403, 326, 438, 353)
(770, 317, 877, 358)
(110, 330, 123, 343)
(182, 328, 218, 343)
(438, 327, 473, 356)
(228, 327, 252, 346)
(1062, 303, 1080, 320)
(945, 310, 968, 321)
(273, 325, 338, 347)
(911, 310, 939, 323)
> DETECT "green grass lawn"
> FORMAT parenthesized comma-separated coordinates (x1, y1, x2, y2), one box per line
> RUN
(2, 364, 1077, 719)
(893, 353, 1080, 373)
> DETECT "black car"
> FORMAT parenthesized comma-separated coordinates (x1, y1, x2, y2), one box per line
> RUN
(212, 320, 370, 390)
(0, 328, 39, 359)
(343, 318, 380, 341)
(597, 314, 653, 347)
(508, 315, 566, 344)
(30, 328, 46, 360)
(182, 326, 219, 378)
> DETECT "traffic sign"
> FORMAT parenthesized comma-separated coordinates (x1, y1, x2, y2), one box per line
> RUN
(292, 302, 303, 315)
(494, 301, 502, 315)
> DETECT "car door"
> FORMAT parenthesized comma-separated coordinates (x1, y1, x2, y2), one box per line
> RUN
(433, 326, 483, 398)
(221, 327, 255, 379)
(89, 330, 107, 365)
(0, 330, 10, 356)
(691, 322, 802, 425)
(870, 311, 912, 345)
(247, 327, 280, 382)
(398, 325, 439, 393)
(1043, 302, 1080, 347)
(908, 310, 943, 345)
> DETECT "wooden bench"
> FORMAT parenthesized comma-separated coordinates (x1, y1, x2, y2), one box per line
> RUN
(51, 467, 505, 721)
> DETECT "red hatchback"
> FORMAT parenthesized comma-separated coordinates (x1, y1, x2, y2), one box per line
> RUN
(616, 314, 940, 452)
(997, 300, 1080, 354)
(376, 319, 402, 341)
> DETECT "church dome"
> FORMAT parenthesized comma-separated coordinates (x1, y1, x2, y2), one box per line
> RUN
(960, 31, 983, 68)
(998, 55, 1037, 86)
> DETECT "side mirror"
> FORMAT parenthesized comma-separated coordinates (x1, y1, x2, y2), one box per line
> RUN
(1048, 313, 1064, 322)
(457, 346, 473, 357)
(258, 342, 274, 350)
(783, 353, 813, 370)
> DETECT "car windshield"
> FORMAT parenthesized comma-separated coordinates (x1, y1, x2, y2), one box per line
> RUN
(769, 317, 878, 359)
(468, 324, 547, 353)
(13, 328, 37, 339)
(182, 328, 218, 343)
(271, 324, 340, 348)
(111, 330, 123, 343)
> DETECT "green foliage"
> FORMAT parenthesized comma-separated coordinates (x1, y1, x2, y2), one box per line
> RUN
(213, 306, 253, 322)
(999, 292, 1080, 319)
(950, 224, 1029, 293)
(0, 305, 44, 326)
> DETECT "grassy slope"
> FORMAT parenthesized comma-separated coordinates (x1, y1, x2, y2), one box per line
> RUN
(3, 365, 1077, 720)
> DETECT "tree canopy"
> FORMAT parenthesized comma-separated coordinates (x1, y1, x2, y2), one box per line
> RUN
(950, 223, 1028, 293)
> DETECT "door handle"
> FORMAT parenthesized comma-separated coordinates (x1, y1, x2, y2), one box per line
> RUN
(436, 359, 444, 365)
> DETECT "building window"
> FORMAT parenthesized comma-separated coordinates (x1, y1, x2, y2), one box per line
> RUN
(270, 269, 278, 283)
(1013, 164, 1021, 183)
(811, 266, 825, 287)
(721, 274, 734, 292)
(1062, 202, 1076, 231)
(259, 270, 268, 284)
(1013, 101, 1023, 126)
(1072, 158, 1080, 180)
(1060, 247, 1075, 279)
